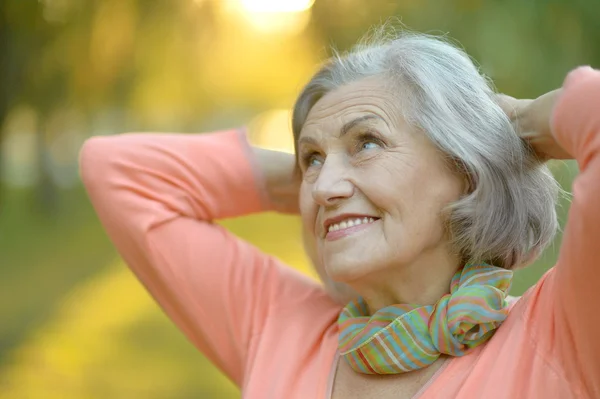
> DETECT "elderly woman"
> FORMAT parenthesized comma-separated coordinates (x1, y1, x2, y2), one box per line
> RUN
(80, 31, 600, 398)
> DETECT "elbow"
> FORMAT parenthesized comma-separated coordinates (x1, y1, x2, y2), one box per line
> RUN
(79, 135, 119, 191)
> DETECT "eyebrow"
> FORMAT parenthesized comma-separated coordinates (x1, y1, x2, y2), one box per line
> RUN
(298, 114, 384, 147)
(340, 114, 383, 136)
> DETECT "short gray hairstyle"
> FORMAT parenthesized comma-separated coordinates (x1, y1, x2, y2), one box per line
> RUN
(292, 28, 559, 270)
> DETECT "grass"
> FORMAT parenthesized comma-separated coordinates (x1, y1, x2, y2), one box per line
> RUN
(0, 187, 117, 367)
(0, 261, 241, 399)
(0, 186, 311, 398)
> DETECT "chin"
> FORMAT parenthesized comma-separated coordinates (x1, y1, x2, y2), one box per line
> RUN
(322, 253, 377, 283)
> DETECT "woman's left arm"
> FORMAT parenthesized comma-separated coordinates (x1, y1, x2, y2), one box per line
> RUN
(502, 66, 600, 395)
(550, 67, 600, 395)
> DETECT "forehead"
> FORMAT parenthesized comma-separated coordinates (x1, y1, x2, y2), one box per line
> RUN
(301, 76, 402, 135)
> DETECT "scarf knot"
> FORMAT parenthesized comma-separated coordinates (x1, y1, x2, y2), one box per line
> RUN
(337, 263, 513, 375)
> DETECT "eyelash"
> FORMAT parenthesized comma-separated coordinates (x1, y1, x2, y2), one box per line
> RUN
(355, 132, 385, 152)
(300, 151, 321, 168)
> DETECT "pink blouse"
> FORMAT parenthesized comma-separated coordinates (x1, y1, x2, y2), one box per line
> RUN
(79, 66, 600, 398)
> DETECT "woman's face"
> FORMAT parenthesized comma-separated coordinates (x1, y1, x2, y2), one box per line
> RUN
(298, 76, 465, 284)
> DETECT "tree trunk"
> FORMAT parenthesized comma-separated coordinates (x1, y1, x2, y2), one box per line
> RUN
(34, 114, 57, 215)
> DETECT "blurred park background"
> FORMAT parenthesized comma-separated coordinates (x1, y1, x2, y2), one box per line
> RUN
(0, 0, 598, 397)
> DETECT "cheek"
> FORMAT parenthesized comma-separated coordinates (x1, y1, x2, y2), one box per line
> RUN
(299, 182, 318, 234)
(354, 161, 413, 215)
(359, 159, 461, 229)
(395, 153, 463, 208)
(409, 170, 464, 237)
(425, 166, 465, 208)
(301, 227, 318, 265)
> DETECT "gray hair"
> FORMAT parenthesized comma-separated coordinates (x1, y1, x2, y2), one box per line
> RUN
(292, 28, 559, 270)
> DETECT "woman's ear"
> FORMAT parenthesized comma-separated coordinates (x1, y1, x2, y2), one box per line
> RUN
(448, 157, 473, 195)
(462, 173, 473, 195)
(458, 161, 473, 196)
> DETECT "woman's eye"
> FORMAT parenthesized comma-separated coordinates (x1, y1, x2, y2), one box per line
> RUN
(304, 153, 323, 168)
(356, 132, 384, 152)
(309, 156, 322, 166)
(361, 141, 381, 150)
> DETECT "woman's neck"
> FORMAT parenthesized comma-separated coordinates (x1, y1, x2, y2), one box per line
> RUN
(347, 248, 461, 314)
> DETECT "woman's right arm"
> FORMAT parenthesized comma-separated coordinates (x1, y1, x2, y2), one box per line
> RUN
(79, 128, 322, 386)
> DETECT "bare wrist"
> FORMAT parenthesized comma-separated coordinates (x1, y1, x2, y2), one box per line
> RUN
(251, 146, 300, 213)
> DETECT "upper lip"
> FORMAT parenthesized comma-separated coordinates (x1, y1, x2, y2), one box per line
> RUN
(322, 213, 379, 232)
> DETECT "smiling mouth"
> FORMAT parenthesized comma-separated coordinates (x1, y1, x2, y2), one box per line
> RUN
(327, 217, 378, 233)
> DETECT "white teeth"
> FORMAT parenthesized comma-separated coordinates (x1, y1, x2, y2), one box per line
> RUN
(327, 217, 377, 233)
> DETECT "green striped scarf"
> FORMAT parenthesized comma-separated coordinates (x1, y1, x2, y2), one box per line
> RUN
(338, 263, 513, 374)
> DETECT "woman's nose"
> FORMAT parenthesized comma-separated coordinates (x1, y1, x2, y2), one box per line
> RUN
(312, 157, 354, 206)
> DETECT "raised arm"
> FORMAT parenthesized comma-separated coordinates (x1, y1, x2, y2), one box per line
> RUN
(501, 66, 600, 396)
(79, 128, 320, 386)
(549, 67, 600, 396)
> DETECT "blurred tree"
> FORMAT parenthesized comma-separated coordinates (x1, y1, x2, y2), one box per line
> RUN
(1, 0, 65, 212)
(0, 7, 6, 205)
(309, 0, 600, 96)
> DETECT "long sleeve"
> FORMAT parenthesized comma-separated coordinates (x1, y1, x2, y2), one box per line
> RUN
(79, 128, 323, 387)
(527, 67, 600, 397)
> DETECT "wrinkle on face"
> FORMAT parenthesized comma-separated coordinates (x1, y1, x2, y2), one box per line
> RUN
(302, 97, 398, 141)
(297, 76, 464, 300)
